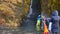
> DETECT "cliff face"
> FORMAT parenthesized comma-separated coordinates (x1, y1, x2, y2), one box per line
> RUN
(0, 0, 30, 27)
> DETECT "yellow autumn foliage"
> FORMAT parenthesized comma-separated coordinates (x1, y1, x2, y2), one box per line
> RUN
(0, 0, 30, 27)
(0, 4, 15, 17)
(41, 0, 60, 16)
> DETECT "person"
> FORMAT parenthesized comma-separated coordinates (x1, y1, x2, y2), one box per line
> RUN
(44, 17, 49, 34)
(50, 10, 60, 34)
(41, 15, 45, 31)
(36, 15, 41, 31)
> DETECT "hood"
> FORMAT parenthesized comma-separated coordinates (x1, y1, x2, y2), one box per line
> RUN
(38, 15, 40, 18)
(37, 15, 41, 20)
(52, 10, 58, 16)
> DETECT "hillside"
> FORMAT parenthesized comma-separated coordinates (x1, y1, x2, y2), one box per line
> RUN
(0, 0, 30, 27)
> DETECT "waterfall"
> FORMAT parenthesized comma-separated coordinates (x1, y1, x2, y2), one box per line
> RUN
(27, 0, 32, 17)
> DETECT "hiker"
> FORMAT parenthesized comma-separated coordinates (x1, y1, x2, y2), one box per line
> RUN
(50, 10, 60, 34)
(36, 15, 41, 31)
(41, 15, 45, 31)
(44, 17, 49, 34)
(41, 15, 49, 32)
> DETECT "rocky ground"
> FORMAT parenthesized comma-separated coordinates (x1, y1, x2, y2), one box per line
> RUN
(0, 18, 59, 34)
(0, 18, 42, 34)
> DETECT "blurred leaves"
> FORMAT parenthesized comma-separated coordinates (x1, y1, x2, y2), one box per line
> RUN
(0, 0, 30, 27)
(41, 0, 60, 16)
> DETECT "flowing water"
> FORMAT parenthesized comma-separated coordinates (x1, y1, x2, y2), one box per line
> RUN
(27, 0, 32, 18)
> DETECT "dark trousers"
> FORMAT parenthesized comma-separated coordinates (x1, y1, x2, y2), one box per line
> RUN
(52, 32, 58, 34)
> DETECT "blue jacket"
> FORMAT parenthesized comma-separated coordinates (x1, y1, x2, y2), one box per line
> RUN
(37, 15, 41, 20)
(50, 10, 60, 32)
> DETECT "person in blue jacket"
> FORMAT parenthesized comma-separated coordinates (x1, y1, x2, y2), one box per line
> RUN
(36, 15, 41, 31)
(50, 10, 60, 34)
